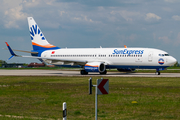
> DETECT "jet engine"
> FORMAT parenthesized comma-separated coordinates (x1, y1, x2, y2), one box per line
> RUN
(84, 62, 105, 72)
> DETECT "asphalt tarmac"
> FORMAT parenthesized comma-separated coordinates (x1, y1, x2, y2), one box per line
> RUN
(0, 69, 180, 77)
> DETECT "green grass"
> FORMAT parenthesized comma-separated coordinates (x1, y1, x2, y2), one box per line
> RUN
(0, 76, 180, 119)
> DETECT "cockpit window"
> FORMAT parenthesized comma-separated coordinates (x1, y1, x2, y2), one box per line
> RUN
(159, 54, 169, 56)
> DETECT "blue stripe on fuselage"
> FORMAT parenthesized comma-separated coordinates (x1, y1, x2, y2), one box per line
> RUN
(55, 65, 169, 70)
(105, 65, 169, 69)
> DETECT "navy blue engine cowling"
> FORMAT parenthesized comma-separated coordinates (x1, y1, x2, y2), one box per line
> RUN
(84, 62, 105, 72)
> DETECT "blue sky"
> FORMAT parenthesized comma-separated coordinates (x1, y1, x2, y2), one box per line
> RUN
(1, 0, 180, 63)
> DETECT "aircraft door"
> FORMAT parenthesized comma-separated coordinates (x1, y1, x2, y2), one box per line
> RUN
(148, 52, 153, 62)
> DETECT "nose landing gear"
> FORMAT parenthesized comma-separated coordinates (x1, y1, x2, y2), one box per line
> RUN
(155, 71, 160, 75)
(155, 68, 166, 75)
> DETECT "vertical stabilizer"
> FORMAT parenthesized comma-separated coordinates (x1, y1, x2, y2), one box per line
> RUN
(27, 17, 60, 51)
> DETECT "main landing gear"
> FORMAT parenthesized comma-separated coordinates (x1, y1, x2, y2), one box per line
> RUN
(80, 70, 107, 75)
(100, 70, 107, 75)
(80, 70, 88, 75)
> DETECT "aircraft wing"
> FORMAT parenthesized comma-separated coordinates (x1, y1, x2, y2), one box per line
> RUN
(5, 42, 110, 66)
(5, 42, 87, 64)
(3, 48, 38, 54)
(20, 55, 87, 64)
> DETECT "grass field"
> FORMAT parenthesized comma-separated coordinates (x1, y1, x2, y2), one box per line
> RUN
(0, 76, 180, 120)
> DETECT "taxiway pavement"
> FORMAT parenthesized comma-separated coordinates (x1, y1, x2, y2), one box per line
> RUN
(0, 69, 180, 77)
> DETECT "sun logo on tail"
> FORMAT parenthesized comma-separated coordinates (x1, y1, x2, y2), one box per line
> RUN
(30, 24, 45, 40)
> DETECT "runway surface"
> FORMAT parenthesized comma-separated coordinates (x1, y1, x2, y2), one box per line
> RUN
(0, 69, 180, 77)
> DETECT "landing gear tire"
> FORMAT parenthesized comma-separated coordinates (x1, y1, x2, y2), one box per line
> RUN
(155, 71, 160, 75)
(80, 70, 88, 75)
(100, 70, 107, 75)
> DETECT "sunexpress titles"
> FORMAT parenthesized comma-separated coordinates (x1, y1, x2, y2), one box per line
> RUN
(112, 49, 144, 55)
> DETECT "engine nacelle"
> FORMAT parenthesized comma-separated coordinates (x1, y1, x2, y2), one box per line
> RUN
(84, 62, 106, 72)
(117, 68, 135, 72)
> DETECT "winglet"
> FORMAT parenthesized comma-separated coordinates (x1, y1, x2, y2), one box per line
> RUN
(5, 42, 17, 60)
(124, 45, 127, 48)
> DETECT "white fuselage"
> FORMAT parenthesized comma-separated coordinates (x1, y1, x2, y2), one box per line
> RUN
(40, 47, 176, 69)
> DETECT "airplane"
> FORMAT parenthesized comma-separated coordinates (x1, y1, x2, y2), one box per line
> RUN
(5, 17, 177, 75)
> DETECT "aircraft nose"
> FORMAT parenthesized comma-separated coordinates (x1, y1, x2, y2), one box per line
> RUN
(169, 56, 177, 66)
